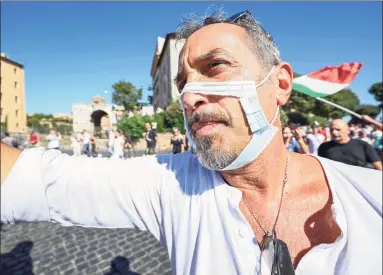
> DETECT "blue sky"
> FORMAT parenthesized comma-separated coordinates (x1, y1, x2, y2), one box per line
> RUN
(2, 2, 382, 115)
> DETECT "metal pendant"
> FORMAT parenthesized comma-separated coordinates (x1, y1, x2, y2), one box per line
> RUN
(261, 231, 295, 275)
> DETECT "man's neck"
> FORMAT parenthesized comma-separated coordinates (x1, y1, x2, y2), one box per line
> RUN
(335, 137, 351, 144)
(220, 135, 288, 200)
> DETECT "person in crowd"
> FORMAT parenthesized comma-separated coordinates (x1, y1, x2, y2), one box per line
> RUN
(143, 122, 157, 155)
(169, 127, 184, 154)
(70, 132, 82, 156)
(111, 130, 125, 159)
(306, 125, 325, 155)
(361, 114, 383, 131)
(82, 130, 91, 156)
(1, 8, 381, 275)
(349, 124, 360, 140)
(372, 128, 382, 160)
(27, 130, 40, 148)
(90, 134, 98, 157)
(282, 125, 309, 154)
(318, 118, 382, 170)
(359, 129, 373, 145)
(1, 132, 14, 147)
(107, 129, 115, 156)
(46, 130, 61, 150)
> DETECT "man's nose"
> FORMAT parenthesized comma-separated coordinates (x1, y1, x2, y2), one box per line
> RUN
(181, 92, 209, 111)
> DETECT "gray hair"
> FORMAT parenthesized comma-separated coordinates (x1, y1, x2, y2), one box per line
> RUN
(175, 7, 281, 70)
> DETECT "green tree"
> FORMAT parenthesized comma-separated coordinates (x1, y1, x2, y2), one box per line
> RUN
(356, 104, 380, 118)
(164, 101, 185, 133)
(312, 89, 360, 119)
(112, 81, 143, 112)
(368, 82, 383, 108)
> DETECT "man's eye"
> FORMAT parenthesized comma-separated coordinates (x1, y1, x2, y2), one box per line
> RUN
(209, 61, 225, 68)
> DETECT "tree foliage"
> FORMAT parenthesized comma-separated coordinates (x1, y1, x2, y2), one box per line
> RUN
(163, 101, 185, 133)
(27, 113, 73, 134)
(368, 82, 383, 108)
(283, 72, 361, 125)
(112, 81, 143, 112)
(117, 101, 185, 142)
(313, 89, 360, 119)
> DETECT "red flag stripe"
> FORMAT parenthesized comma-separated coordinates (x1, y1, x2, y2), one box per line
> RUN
(307, 62, 363, 84)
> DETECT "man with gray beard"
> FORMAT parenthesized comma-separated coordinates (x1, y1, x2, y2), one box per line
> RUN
(1, 8, 381, 275)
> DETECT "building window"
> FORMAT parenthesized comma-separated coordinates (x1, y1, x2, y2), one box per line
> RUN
(16, 123, 19, 128)
(14, 81, 18, 89)
(15, 96, 18, 103)
(14, 68, 17, 75)
(0, 108, 2, 116)
(15, 110, 19, 117)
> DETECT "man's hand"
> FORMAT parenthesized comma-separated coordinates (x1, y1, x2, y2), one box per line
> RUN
(1, 142, 22, 184)
(293, 128, 310, 154)
(361, 114, 383, 130)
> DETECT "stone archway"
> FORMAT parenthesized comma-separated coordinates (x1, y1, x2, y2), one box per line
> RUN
(90, 110, 110, 138)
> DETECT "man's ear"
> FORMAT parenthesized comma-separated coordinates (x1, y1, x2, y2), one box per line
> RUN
(275, 62, 293, 106)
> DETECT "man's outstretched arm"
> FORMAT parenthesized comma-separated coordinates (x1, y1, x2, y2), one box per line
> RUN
(0, 143, 177, 240)
(1, 142, 21, 184)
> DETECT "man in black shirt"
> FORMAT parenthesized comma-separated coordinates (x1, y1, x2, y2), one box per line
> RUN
(144, 123, 157, 155)
(318, 119, 382, 170)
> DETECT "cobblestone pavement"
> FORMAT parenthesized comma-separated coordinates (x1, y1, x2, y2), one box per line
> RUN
(0, 223, 172, 275)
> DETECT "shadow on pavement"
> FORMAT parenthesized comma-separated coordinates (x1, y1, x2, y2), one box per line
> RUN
(0, 240, 34, 275)
(104, 256, 140, 275)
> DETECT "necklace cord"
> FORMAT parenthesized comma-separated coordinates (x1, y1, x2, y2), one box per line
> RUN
(242, 156, 289, 236)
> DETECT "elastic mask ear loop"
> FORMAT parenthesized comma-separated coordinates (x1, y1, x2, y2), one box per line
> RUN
(255, 66, 275, 88)
(270, 105, 280, 125)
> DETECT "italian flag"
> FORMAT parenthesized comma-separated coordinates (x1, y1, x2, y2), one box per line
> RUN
(293, 62, 363, 98)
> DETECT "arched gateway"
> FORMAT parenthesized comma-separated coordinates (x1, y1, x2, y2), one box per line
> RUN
(72, 96, 124, 136)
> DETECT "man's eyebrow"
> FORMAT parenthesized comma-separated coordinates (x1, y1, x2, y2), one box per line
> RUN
(196, 48, 233, 62)
(174, 48, 233, 86)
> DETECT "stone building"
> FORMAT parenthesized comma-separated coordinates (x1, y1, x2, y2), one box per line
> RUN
(0, 53, 27, 133)
(150, 33, 185, 112)
(72, 95, 124, 134)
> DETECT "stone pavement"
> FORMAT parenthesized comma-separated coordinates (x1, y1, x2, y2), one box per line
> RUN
(0, 223, 172, 275)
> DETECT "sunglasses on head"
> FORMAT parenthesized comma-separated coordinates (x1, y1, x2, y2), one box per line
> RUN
(225, 10, 274, 42)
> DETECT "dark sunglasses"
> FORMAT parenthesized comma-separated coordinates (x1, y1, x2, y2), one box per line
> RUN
(225, 10, 274, 42)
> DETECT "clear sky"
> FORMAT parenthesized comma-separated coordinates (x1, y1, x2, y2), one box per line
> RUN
(2, 1, 382, 115)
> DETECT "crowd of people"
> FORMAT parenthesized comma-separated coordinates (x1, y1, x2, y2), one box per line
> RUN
(2, 116, 382, 168)
(283, 117, 382, 170)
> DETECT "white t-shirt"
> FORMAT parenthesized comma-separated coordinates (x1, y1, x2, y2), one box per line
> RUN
(108, 131, 115, 147)
(113, 136, 125, 156)
(1, 149, 382, 275)
(46, 134, 61, 149)
(83, 133, 90, 145)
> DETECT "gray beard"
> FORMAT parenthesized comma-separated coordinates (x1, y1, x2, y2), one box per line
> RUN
(195, 134, 238, 170)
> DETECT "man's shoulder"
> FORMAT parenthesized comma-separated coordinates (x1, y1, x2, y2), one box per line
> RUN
(156, 151, 200, 170)
(318, 156, 380, 175)
(318, 140, 334, 151)
(317, 156, 382, 209)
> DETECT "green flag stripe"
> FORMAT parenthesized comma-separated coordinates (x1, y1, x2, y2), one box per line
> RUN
(292, 83, 328, 98)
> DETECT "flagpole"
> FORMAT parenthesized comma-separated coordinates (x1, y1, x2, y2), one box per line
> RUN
(315, 97, 362, 119)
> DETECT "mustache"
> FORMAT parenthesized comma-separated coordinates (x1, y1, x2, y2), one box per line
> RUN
(187, 111, 232, 130)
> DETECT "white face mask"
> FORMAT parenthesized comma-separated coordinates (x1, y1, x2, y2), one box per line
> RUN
(179, 67, 278, 171)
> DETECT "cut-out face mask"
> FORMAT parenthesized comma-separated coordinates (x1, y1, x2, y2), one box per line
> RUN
(179, 66, 279, 171)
